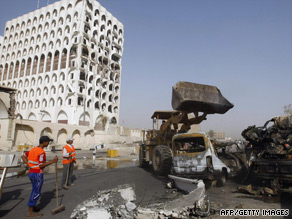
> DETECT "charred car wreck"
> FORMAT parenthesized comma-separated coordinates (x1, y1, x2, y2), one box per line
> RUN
(241, 116, 292, 188)
(212, 140, 248, 180)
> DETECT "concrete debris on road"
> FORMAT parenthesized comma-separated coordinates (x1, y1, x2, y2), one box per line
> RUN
(71, 180, 210, 219)
(71, 184, 137, 219)
(136, 179, 210, 219)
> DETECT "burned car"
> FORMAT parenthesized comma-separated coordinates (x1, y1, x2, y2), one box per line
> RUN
(212, 140, 248, 179)
(241, 116, 292, 187)
(171, 132, 230, 186)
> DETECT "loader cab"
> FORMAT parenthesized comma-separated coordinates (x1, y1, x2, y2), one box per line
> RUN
(149, 111, 180, 146)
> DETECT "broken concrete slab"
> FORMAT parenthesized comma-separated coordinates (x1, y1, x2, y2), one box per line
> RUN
(168, 175, 202, 193)
(135, 178, 209, 218)
(71, 184, 137, 219)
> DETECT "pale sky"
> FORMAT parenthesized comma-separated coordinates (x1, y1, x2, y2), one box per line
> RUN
(0, 0, 291, 139)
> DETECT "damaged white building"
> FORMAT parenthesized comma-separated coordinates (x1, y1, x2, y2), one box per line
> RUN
(0, 0, 123, 127)
(0, 0, 143, 150)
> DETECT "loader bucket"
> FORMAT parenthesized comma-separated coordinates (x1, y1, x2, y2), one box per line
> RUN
(172, 81, 234, 114)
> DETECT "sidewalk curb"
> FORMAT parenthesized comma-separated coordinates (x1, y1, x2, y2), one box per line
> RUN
(95, 157, 137, 162)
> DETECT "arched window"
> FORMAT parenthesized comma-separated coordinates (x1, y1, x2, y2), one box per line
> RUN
(41, 43, 46, 51)
(14, 61, 20, 78)
(58, 85, 64, 94)
(26, 58, 32, 76)
(8, 63, 14, 79)
(35, 100, 40, 108)
(53, 9, 58, 17)
(36, 24, 41, 33)
(66, 15, 71, 23)
(37, 77, 42, 85)
(51, 86, 56, 95)
(32, 56, 38, 75)
(28, 101, 33, 109)
(39, 54, 45, 73)
(46, 12, 50, 20)
(20, 59, 25, 77)
(33, 17, 37, 25)
(42, 99, 47, 108)
(45, 22, 49, 30)
(60, 72, 65, 81)
(37, 88, 41, 96)
(53, 51, 59, 70)
(61, 49, 67, 69)
(57, 98, 63, 107)
(37, 35, 41, 43)
(57, 28, 62, 37)
(0, 65, 3, 81)
(22, 101, 26, 109)
(50, 98, 55, 107)
(95, 101, 99, 109)
(29, 89, 34, 98)
(46, 53, 52, 72)
(44, 87, 49, 95)
(58, 18, 64, 26)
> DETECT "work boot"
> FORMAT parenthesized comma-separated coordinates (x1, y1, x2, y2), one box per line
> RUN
(27, 212, 43, 218)
(62, 185, 69, 190)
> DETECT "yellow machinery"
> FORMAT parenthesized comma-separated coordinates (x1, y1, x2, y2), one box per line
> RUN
(139, 81, 234, 176)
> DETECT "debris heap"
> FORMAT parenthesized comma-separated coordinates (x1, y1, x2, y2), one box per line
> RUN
(71, 184, 137, 219)
(242, 117, 292, 156)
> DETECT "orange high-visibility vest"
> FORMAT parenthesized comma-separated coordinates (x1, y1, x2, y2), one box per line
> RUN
(62, 144, 76, 164)
(28, 147, 45, 170)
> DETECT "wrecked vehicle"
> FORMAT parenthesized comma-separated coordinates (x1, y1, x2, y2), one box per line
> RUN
(241, 116, 292, 188)
(172, 132, 230, 185)
(212, 140, 248, 179)
(139, 81, 234, 185)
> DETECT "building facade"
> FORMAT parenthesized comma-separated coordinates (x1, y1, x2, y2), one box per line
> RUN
(0, 0, 123, 130)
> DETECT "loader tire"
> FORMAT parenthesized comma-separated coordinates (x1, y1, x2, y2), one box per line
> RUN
(152, 145, 172, 176)
(139, 145, 149, 168)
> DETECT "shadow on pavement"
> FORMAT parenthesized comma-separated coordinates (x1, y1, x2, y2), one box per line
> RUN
(38, 189, 62, 210)
(0, 189, 24, 217)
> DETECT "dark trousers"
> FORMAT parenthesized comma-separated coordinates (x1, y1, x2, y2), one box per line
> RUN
(28, 173, 43, 207)
(61, 162, 74, 186)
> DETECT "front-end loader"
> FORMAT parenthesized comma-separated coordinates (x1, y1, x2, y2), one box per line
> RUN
(139, 81, 234, 178)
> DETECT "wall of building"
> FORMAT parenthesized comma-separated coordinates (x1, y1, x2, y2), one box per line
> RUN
(0, 118, 143, 151)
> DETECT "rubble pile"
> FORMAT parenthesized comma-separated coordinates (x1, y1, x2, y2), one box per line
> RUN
(71, 182, 210, 219)
(136, 193, 210, 219)
(242, 117, 292, 156)
(71, 184, 137, 219)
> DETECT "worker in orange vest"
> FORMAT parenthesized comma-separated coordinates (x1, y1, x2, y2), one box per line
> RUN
(21, 136, 58, 218)
(61, 137, 76, 190)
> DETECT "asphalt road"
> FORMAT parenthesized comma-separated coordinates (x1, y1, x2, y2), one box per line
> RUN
(0, 165, 174, 219)
(1, 162, 292, 219)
